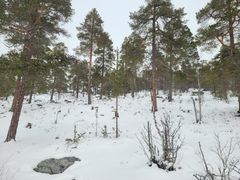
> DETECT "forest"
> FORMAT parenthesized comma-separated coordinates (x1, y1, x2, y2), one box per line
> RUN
(0, 0, 240, 180)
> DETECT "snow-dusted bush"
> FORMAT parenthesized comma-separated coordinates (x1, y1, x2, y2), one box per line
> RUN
(65, 125, 85, 145)
(138, 113, 183, 171)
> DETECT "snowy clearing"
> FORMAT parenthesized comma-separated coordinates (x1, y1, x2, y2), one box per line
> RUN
(0, 91, 240, 180)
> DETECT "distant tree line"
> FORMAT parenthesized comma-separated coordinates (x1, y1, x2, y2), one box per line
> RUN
(0, 0, 239, 142)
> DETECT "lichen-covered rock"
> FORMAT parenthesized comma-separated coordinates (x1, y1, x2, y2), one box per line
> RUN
(34, 157, 80, 175)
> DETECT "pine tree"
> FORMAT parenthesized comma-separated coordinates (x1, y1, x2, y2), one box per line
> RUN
(0, 0, 73, 142)
(160, 7, 198, 101)
(130, 0, 172, 111)
(47, 43, 70, 102)
(76, 8, 104, 104)
(0, 53, 18, 99)
(121, 33, 145, 98)
(94, 32, 114, 99)
(70, 58, 88, 99)
(196, 0, 240, 113)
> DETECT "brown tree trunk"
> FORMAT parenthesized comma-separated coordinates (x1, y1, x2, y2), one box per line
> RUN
(76, 76, 80, 99)
(87, 17, 95, 105)
(151, 4, 158, 112)
(115, 49, 119, 138)
(227, 0, 240, 113)
(238, 96, 240, 113)
(5, 38, 33, 142)
(50, 77, 55, 102)
(130, 74, 135, 98)
(5, 76, 27, 142)
(28, 81, 34, 104)
(100, 48, 105, 100)
(168, 59, 173, 102)
(10, 76, 21, 112)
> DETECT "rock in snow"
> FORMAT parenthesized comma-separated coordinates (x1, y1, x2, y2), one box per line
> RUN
(34, 157, 80, 175)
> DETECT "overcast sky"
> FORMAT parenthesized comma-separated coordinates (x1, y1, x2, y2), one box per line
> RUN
(0, 0, 213, 59)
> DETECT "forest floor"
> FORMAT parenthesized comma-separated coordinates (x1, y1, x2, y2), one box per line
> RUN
(0, 91, 240, 180)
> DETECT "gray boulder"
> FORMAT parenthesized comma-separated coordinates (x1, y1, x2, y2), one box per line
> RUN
(34, 157, 80, 175)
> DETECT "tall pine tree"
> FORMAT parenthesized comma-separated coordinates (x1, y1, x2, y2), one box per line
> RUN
(130, 0, 172, 111)
(76, 8, 104, 104)
(0, 0, 73, 142)
(94, 32, 114, 99)
(121, 33, 145, 98)
(196, 0, 240, 113)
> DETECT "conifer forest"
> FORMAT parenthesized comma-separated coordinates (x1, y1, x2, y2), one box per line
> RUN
(0, 0, 240, 180)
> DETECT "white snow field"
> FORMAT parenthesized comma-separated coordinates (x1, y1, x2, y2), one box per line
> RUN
(0, 91, 240, 180)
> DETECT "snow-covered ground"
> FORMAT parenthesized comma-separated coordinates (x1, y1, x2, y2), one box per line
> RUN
(0, 91, 240, 180)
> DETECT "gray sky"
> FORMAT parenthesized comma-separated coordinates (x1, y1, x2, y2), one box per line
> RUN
(0, 0, 212, 59)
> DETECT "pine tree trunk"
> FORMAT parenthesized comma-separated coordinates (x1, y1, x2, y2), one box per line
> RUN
(227, 1, 239, 113)
(5, 76, 27, 142)
(115, 49, 119, 138)
(76, 76, 80, 99)
(50, 77, 56, 102)
(238, 96, 240, 113)
(28, 81, 34, 104)
(10, 76, 21, 112)
(151, 4, 158, 112)
(168, 60, 173, 102)
(5, 38, 33, 142)
(87, 17, 95, 105)
(130, 75, 135, 98)
(88, 53, 92, 104)
(100, 48, 105, 100)
(50, 88, 54, 102)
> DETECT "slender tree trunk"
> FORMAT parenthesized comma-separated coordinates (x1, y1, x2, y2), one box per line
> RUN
(76, 76, 80, 99)
(88, 52, 92, 104)
(115, 49, 119, 138)
(100, 48, 105, 100)
(197, 69, 202, 123)
(151, 4, 158, 112)
(131, 80, 134, 98)
(88, 17, 95, 105)
(10, 76, 21, 112)
(50, 78, 55, 103)
(168, 59, 173, 102)
(238, 96, 240, 113)
(130, 74, 135, 98)
(50, 88, 54, 102)
(28, 80, 34, 104)
(58, 91, 60, 100)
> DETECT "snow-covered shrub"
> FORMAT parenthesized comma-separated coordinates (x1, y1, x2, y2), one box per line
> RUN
(65, 125, 85, 145)
(138, 113, 183, 171)
(101, 125, 108, 138)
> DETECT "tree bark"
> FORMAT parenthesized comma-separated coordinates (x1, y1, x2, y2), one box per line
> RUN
(100, 47, 105, 100)
(151, 4, 158, 112)
(5, 41, 32, 142)
(28, 80, 34, 104)
(130, 73, 136, 98)
(238, 96, 240, 113)
(168, 58, 173, 102)
(5, 76, 27, 142)
(76, 76, 80, 99)
(87, 16, 95, 105)
(115, 49, 119, 138)
(227, 0, 240, 113)
(50, 78, 55, 103)
(10, 76, 21, 112)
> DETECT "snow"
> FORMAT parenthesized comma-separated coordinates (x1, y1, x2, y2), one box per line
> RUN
(0, 91, 240, 180)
